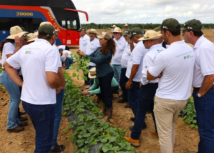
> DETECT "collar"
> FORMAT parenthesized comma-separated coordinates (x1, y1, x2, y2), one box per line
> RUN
(170, 40, 184, 46)
(90, 37, 97, 42)
(35, 38, 50, 44)
(115, 36, 124, 42)
(149, 44, 162, 51)
(193, 35, 204, 50)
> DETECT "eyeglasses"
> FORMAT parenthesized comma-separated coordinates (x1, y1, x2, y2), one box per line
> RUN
(113, 32, 119, 34)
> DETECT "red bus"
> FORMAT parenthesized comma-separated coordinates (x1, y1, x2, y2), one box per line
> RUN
(0, 0, 88, 46)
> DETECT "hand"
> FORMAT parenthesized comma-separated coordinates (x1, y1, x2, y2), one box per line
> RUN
(140, 82, 143, 87)
(56, 87, 62, 94)
(81, 90, 89, 95)
(77, 50, 86, 56)
(156, 72, 163, 78)
(197, 91, 205, 97)
(125, 80, 132, 89)
(15, 36, 21, 49)
(128, 39, 133, 44)
(63, 58, 66, 62)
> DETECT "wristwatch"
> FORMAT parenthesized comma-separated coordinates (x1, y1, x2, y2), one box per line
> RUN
(197, 93, 201, 97)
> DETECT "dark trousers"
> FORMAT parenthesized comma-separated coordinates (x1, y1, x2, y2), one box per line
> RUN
(52, 89, 64, 147)
(85, 66, 95, 85)
(98, 71, 114, 107)
(193, 88, 214, 153)
(131, 83, 158, 140)
(22, 102, 55, 153)
(119, 68, 128, 100)
(127, 81, 140, 117)
(97, 86, 119, 98)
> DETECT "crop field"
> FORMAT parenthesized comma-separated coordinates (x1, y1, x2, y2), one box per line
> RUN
(0, 29, 214, 152)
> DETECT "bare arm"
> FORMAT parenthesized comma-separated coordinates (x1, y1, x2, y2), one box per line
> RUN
(3, 61, 23, 87)
(126, 65, 139, 89)
(58, 67, 65, 89)
(130, 41, 135, 52)
(46, 71, 61, 89)
(63, 52, 68, 61)
(198, 75, 214, 97)
(147, 70, 162, 81)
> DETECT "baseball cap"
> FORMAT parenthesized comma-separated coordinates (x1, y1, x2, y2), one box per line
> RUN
(182, 19, 202, 31)
(38, 24, 57, 37)
(130, 27, 143, 36)
(97, 32, 111, 40)
(161, 18, 180, 31)
(78, 27, 86, 32)
(123, 29, 131, 36)
(154, 26, 161, 32)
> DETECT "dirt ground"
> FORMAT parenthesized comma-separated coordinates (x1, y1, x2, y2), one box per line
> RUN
(0, 36, 210, 153)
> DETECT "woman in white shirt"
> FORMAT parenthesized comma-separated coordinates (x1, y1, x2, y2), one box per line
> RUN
(0, 26, 28, 132)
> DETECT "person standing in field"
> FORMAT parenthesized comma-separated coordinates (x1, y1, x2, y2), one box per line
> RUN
(147, 18, 195, 153)
(125, 30, 164, 146)
(84, 29, 101, 86)
(183, 19, 214, 153)
(125, 27, 147, 130)
(0, 26, 28, 132)
(77, 32, 115, 121)
(78, 27, 90, 54)
(111, 25, 116, 32)
(3, 24, 61, 153)
(112, 27, 126, 84)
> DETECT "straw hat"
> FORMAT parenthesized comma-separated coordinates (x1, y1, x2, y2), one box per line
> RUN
(39, 22, 60, 33)
(124, 24, 129, 26)
(138, 30, 162, 41)
(97, 32, 111, 40)
(7, 26, 28, 39)
(27, 33, 38, 42)
(88, 67, 96, 79)
(112, 27, 123, 33)
(87, 29, 98, 35)
(111, 25, 116, 28)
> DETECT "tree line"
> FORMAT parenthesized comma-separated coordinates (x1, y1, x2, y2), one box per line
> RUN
(81, 23, 214, 29)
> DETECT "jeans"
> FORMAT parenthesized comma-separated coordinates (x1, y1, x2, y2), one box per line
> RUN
(127, 81, 140, 117)
(119, 68, 128, 100)
(52, 89, 64, 147)
(98, 71, 114, 107)
(131, 83, 158, 140)
(62, 57, 73, 69)
(0, 71, 21, 129)
(85, 66, 95, 85)
(112, 65, 122, 83)
(193, 88, 214, 153)
(22, 101, 55, 153)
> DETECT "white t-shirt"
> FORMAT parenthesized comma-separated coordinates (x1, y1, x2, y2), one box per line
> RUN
(121, 42, 136, 68)
(1, 42, 15, 69)
(192, 36, 214, 88)
(141, 44, 165, 85)
(112, 36, 126, 65)
(126, 41, 148, 82)
(85, 38, 100, 66)
(7, 39, 59, 105)
(61, 50, 72, 59)
(148, 41, 195, 100)
(79, 34, 90, 53)
(58, 45, 66, 50)
(53, 45, 62, 68)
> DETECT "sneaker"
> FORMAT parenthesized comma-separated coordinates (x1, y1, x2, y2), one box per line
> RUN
(118, 98, 128, 103)
(19, 117, 28, 122)
(125, 104, 131, 108)
(151, 131, 158, 137)
(130, 124, 147, 131)
(130, 117, 135, 122)
(124, 137, 140, 147)
(50, 144, 65, 153)
(7, 126, 25, 132)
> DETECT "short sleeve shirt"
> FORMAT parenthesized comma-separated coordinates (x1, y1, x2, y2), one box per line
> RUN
(79, 34, 90, 53)
(141, 44, 165, 85)
(148, 41, 195, 100)
(112, 36, 126, 65)
(7, 39, 58, 105)
(1, 42, 15, 69)
(61, 50, 72, 58)
(53, 45, 62, 68)
(192, 35, 214, 87)
(85, 38, 101, 66)
(126, 41, 148, 82)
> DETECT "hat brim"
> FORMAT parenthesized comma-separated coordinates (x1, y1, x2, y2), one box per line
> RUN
(88, 73, 96, 79)
(87, 30, 98, 35)
(27, 38, 37, 43)
(138, 34, 162, 41)
(7, 32, 28, 39)
(111, 31, 122, 33)
(97, 35, 104, 39)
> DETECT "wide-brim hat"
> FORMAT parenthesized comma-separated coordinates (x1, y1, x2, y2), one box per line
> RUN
(40, 22, 60, 33)
(112, 27, 123, 33)
(97, 32, 111, 40)
(27, 33, 38, 42)
(124, 24, 128, 26)
(87, 29, 99, 35)
(88, 67, 96, 79)
(7, 26, 28, 39)
(139, 30, 162, 41)
(111, 25, 116, 28)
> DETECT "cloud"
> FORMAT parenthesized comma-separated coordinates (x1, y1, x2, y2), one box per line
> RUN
(72, 0, 214, 24)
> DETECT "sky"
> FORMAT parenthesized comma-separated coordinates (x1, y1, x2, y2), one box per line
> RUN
(72, 0, 214, 24)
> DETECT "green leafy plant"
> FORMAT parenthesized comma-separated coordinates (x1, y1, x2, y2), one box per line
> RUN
(63, 71, 137, 153)
(69, 53, 90, 80)
(180, 97, 198, 129)
(0, 66, 2, 73)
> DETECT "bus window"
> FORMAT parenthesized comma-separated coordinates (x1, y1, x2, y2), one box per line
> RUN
(67, 19, 77, 30)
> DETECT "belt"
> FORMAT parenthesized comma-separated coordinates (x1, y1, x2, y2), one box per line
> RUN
(193, 85, 214, 91)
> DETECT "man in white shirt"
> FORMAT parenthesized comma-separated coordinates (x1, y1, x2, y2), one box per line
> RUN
(111, 25, 116, 32)
(3, 24, 61, 153)
(147, 18, 195, 153)
(85, 29, 101, 85)
(125, 30, 164, 146)
(78, 28, 90, 54)
(125, 27, 147, 130)
(112, 27, 126, 84)
(59, 49, 74, 70)
(182, 19, 214, 153)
